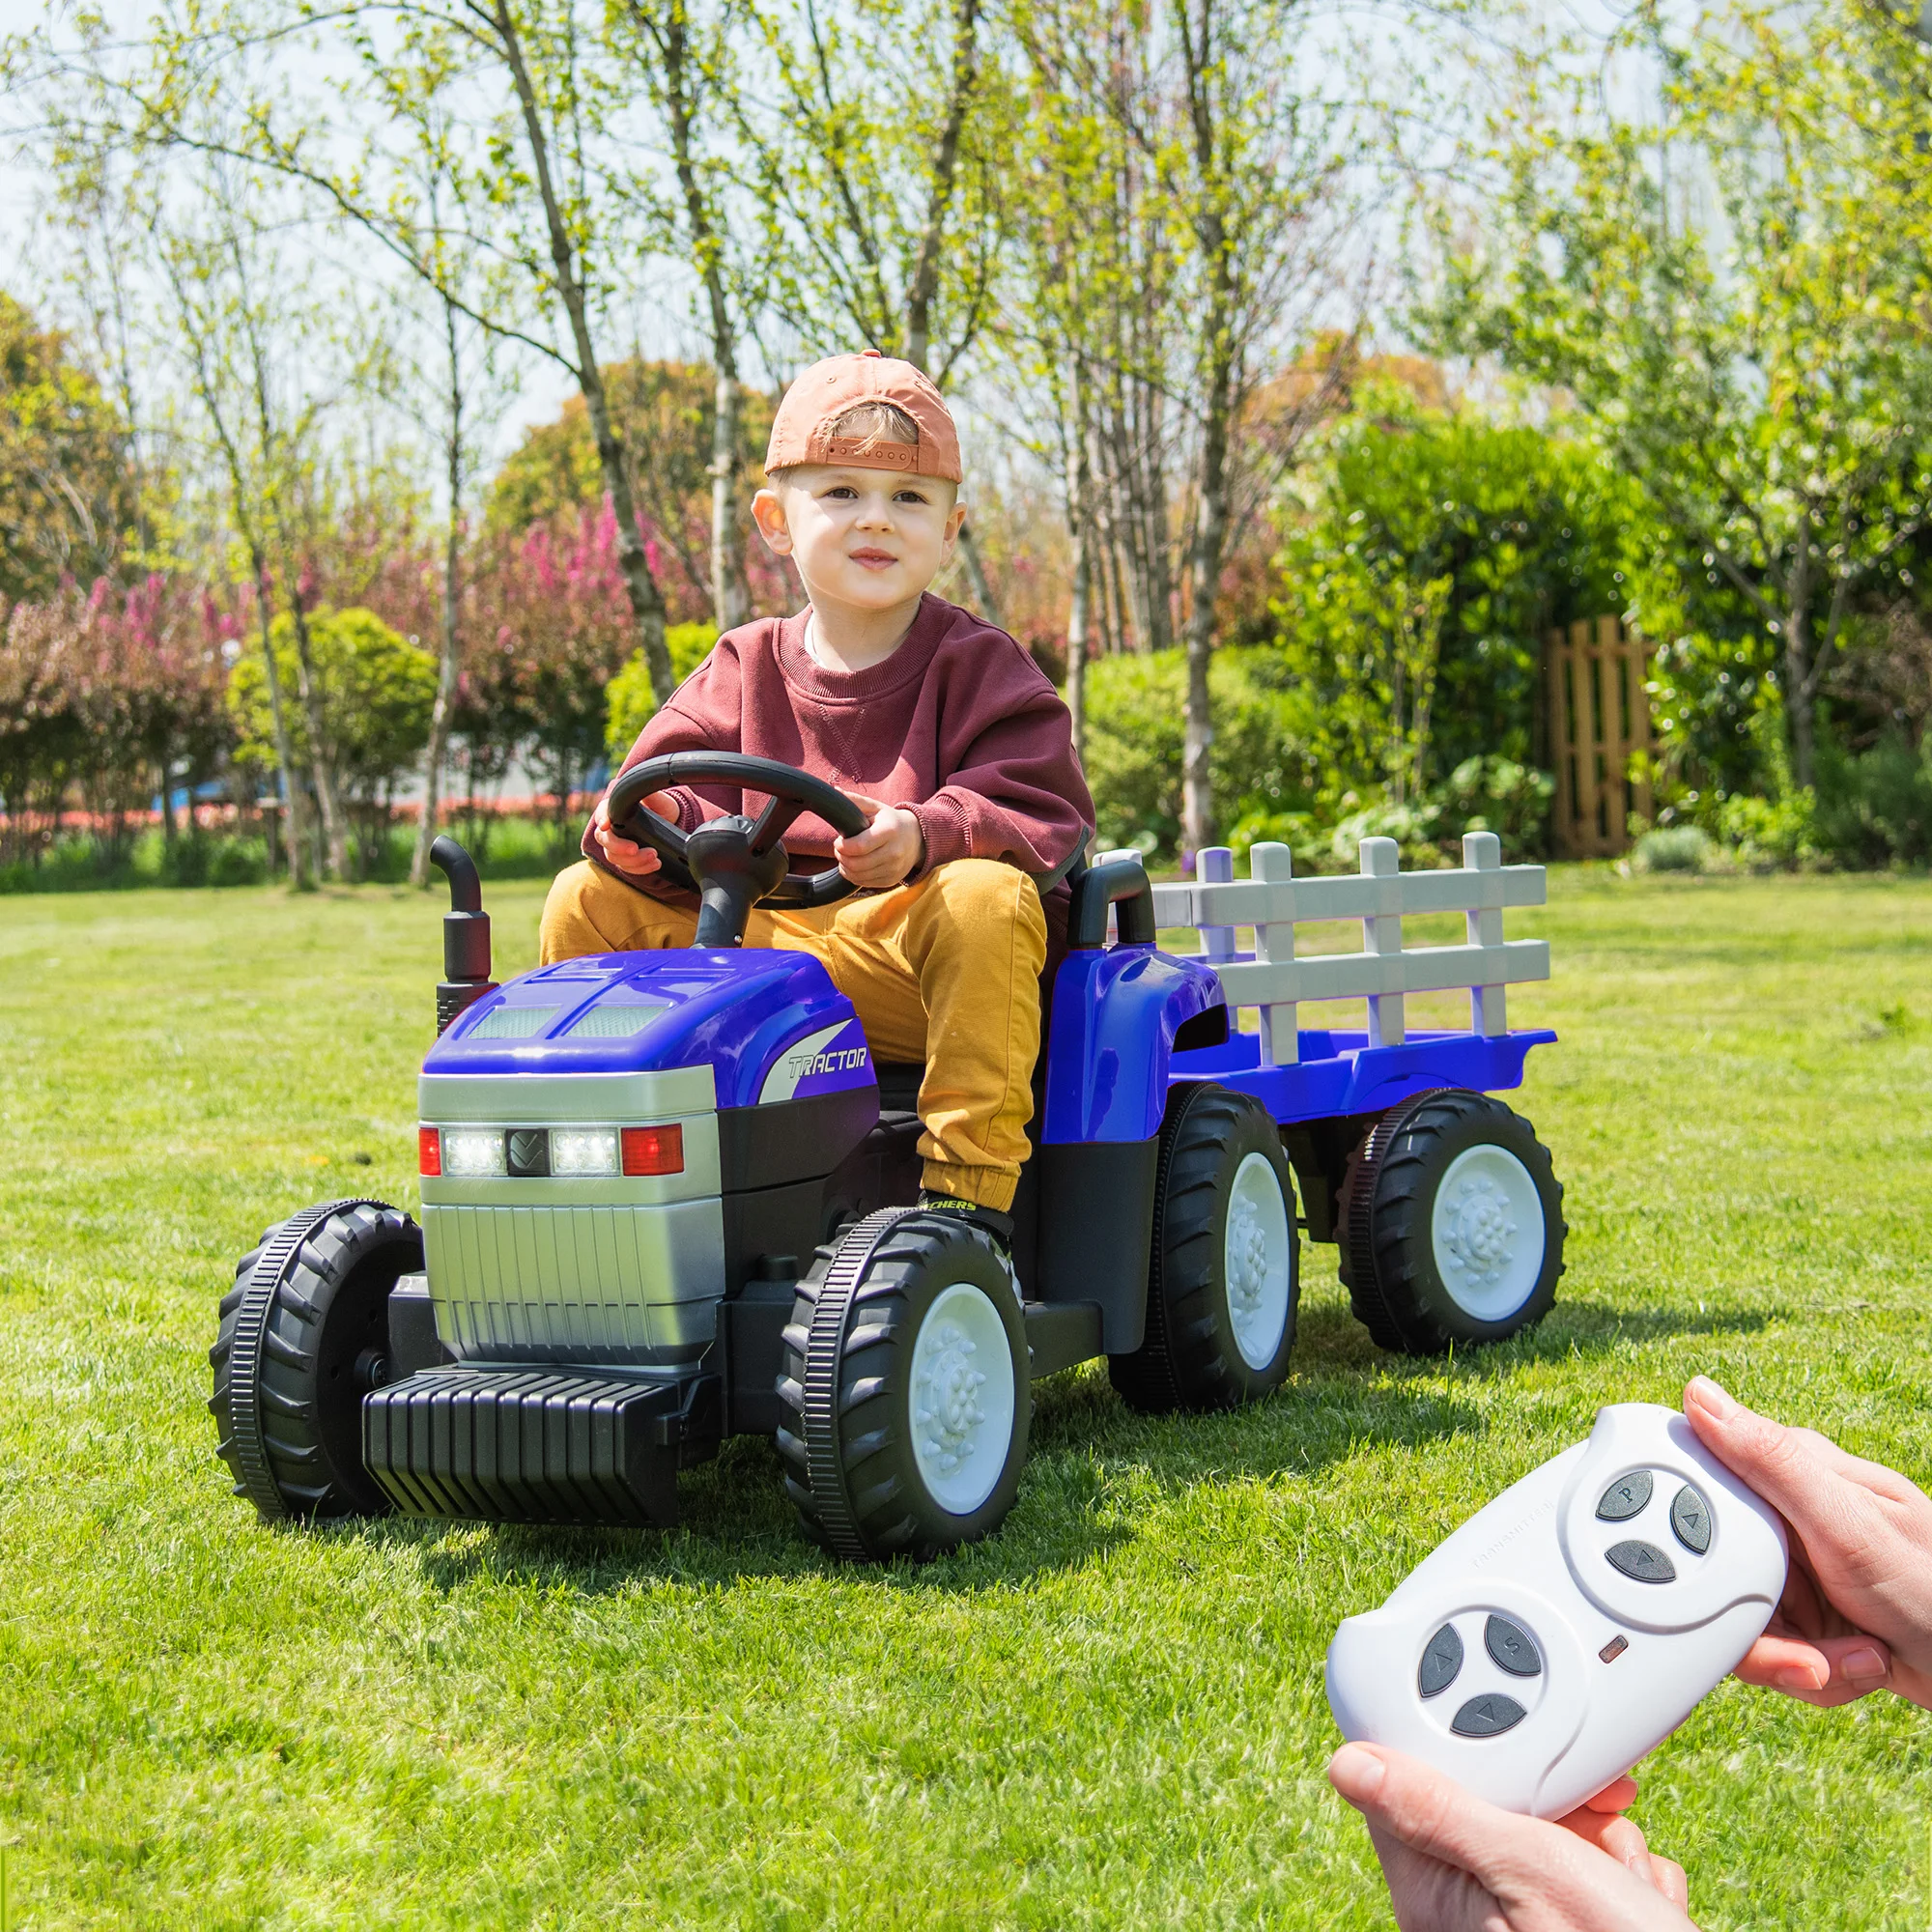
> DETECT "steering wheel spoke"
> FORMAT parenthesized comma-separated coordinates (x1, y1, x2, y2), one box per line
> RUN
(749, 793, 807, 855)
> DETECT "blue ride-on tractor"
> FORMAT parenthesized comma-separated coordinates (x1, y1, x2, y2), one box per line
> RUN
(211, 754, 1564, 1560)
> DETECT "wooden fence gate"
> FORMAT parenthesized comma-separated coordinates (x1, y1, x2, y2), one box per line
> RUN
(1546, 616, 1654, 859)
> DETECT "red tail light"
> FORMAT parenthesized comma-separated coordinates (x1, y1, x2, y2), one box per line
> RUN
(418, 1126, 442, 1177)
(621, 1123, 684, 1176)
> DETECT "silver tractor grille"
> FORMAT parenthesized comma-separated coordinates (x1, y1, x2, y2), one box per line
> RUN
(421, 1198, 724, 1367)
(417, 1066, 724, 1371)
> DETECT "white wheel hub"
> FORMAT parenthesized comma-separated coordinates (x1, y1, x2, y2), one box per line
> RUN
(908, 1281, 1015, 1516)
(1430, 1142, 1547, 1320)
(1224, 1151, 1293, 1371)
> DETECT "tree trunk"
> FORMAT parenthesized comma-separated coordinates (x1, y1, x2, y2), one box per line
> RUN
(158, 749, 177, 846)
(495, 0, 674, 706)
(1175, 0, 1238, 864)
(1785, 607, 1817, 790)
(646, 0, 751, 633)
(251, 567, 310, 888)
(709, 361, 749, 631)
(1783, 528, 1817, 790)
(1065, 359, 1093, 759)
(956, 521, 1003, 626)
(902, 0, 979, 371)
(283, 595, 350, 880)
(412, 302, 467, 890)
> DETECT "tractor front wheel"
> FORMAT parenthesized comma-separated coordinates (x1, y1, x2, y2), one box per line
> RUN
(777, 1208, 1030, 1561)
(210, 1199, 423, 1520)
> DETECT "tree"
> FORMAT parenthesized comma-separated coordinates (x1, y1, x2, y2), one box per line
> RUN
(81, 0, 686, 707)
(0, 293, 140, 604)
(998, 0, 1351, 856)
(1435, 0, 1932, 789)
(608, 0, 760, 630)
(143, 167, 327, 882)
(229, 606, 437, 869)
(486, 358, 777, 616)
(1271, 402, 1644, 802)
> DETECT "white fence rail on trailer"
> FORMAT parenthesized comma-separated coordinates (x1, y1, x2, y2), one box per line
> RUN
(1138, 832, 1548, 1065)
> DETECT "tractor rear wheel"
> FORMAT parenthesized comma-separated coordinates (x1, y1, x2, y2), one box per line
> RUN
(1340, 1090, 1565, 1355)
(210, 1199, 423, 1520)
(1109, 1084, 1300, 1413)
(777, 1208, 1030, 1561)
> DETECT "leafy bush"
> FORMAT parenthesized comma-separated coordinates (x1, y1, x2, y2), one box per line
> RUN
(229, 608, 438, 800)
(1810, 736, 1932, 867)
(1226, 756, 1553, 874)
(605, 623, 721, 761)
(1633, 826, 1715, 873)
(0, 828, 271, 894)
(1080, 648, 1320, 858)
(1714, 789, 1817, 870)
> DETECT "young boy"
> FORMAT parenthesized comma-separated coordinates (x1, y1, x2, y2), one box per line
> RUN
(539, 350, 1094, 1244)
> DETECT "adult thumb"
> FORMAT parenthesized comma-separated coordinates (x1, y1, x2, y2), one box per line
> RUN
(1683, 1377, 1833, 1527)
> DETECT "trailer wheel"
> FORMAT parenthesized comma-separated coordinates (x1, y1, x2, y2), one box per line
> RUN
(210, 1199, 422, 1520)
(1341, 1090, 1565, 1355)
(776, 1208, 1030, 1562)
(1109, 1085, 1300, 1413)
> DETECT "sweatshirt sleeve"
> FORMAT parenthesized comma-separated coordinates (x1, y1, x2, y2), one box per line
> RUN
(580, 641, 745, 861)
(906, 643, 1095, 881)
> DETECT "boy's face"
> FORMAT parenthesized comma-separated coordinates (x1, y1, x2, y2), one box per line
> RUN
(753, 465, 966, 615)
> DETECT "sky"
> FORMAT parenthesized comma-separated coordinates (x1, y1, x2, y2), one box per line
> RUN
(0, 0, 1665, 501)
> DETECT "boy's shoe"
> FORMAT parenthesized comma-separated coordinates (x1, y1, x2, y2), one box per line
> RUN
(915, 1191, 1014, 1262)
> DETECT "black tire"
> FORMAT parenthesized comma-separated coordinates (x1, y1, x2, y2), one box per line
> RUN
(1340, 1089, 1565, 1356)
(776, 1208, 1030, 1561)
(1108, 1084, 1301, 1413)
(209, 1199, 423, 1520)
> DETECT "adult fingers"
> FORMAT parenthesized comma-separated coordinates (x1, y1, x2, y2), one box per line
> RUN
(1650, 1853, 1690, 1913)
(1329, 1744, 1529, 1881)
(1577, 1776, 1640, 1814)
(1735, 1630, 1891, 1703)
(1684, 1378, 1850, 1532)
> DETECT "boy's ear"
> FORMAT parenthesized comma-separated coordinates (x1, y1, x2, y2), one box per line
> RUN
(751, 486, 792, 556)
(943, 496, 967, 555)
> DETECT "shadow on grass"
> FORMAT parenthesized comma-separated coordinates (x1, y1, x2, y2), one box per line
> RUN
(321, 1291, 1773, 1598)
(328, 1368, 1487, 1600)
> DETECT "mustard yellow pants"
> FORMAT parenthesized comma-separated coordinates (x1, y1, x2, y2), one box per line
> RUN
(540, 858, 1047, 1212)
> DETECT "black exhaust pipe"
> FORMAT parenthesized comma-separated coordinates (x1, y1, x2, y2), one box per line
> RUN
(429, 835, 497, 1035)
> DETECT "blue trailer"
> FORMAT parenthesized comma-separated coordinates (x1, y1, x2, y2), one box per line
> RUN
(211, 755, 1562, 1561)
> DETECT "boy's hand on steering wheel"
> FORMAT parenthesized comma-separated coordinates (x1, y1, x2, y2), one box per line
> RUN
(835, 794, 924, 889)
(591, 791, 675, 878)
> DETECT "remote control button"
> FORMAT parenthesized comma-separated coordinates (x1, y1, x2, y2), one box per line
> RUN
(1451, 1693, 1527, 1738)
(1418, 1624, 1464, 1698)
(1485, 1615, 1543, 1677)
(1596, 1471, 1654, 1521)
(1670, 1485, 1712, 1554)
(1605, 1539, 1677, 1584)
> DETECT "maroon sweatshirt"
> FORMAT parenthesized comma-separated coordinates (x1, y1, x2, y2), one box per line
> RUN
(590, 594, 1094, 886)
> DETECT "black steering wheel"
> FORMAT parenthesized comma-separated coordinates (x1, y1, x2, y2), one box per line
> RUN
(604, 753, 873, 948)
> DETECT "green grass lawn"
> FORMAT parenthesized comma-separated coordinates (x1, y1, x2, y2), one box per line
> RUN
(2, 868, 1930, 1927)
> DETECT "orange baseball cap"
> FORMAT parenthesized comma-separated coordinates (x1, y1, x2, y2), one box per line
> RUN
(764, 349, 962, 483)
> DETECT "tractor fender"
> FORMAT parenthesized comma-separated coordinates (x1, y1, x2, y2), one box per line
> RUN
(1039, 948, 1227, 1144)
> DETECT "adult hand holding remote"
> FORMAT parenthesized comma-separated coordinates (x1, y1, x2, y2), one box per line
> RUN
(1684, 1376, 1932, 1711)
(1328, 1745, 1691, 1929)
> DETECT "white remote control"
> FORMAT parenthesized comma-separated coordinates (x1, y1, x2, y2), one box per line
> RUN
(1325, 1403, 1789, 1819)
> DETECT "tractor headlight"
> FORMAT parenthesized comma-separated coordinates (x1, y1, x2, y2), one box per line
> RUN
(550, 1127, 620, 1177)
(442, 1128, 508, 1178)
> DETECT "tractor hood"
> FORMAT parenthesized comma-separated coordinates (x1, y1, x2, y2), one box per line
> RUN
(422, 950, 873, 1110)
